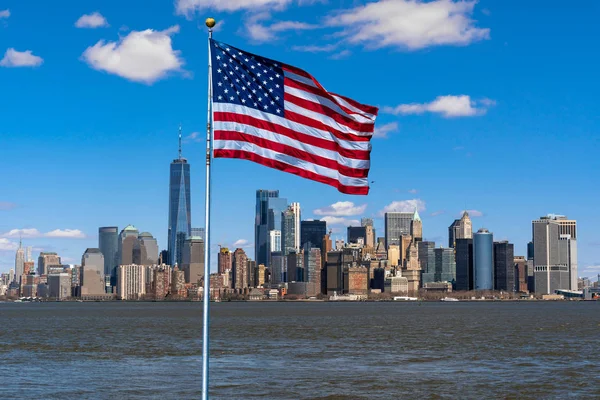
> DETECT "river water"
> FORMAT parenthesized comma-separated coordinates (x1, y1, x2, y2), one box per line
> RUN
(0, 301, 598, 399)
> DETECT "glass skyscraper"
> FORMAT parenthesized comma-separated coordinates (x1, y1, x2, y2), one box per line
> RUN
(384, 212, 413, 248)
(99, 227, 118, 278)
(473, 228, 494, 290)
(168, 145, 191, 267)
(255, 190, 287, 267)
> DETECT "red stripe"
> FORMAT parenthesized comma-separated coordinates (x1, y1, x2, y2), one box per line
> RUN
(330, 92, 379, 116)
(284, 78, 373, 120)
(214, 112, 370, 160)
(214, 149, 369, 195)
(285, 92, 375, 134)
(282, 65, 328, 91)
(283, 109, 371, 143)
(214, 130, 369, 178)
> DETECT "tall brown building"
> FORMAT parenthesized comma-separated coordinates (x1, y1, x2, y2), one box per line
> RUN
(514, 256, 528, 293)
(449, 211, 473, 248)
(411, 209, 423, 242)
(182, 237, 204, 284)
(232, 248, 248, 290)
(256, 264, 266, 287)
(23, 261, 34, 276)
(37, 252, 61, 276)
(402, 241, 421, 292)
(119, 225, 139, 266)
(218, 247, 232, 275)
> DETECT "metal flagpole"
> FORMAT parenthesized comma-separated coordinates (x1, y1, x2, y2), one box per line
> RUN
(202, 16, 216, 400)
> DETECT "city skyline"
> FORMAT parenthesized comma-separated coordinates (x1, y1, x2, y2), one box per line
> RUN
(0, 0, 598, 278)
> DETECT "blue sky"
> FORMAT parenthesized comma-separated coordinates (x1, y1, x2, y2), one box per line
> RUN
(1, 0, 599, 278)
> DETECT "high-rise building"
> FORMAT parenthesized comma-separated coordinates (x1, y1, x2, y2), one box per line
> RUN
(532, 216, 570, 294)
(14, 240, 25, 285)
(255, 190, 286, 267)
(422, 247, 455, 284)
(347, 226, 367, 244)
(48, 273, 71, 299)
(300, 220, 327, 251)
(473, 229, 494, 290)
(418, 241, 436, 276)
(168, 127, 192, 267)
(361, 218, 376, 248)
(218, 247, 232, 275)
(282, 208, 296, 256)
(191, 228, 205, 241)
(99, 227, 118, 278)
(25, 246, 32, 262)
(514, 256, 528, 292)
(494, 241, 515, 292)
(269, 230, 282, 253)
(384, 212, 413, 248)
(117, 264, 146, 300)
(118, 225, 139, 266)
(37, 252, 61, 276)
(182, 236, 204, 284)
(136, 232, 159, 265)
(455, 238, 474, 291)
(270, 251, 285, 284)
(411, 209, 423, 242)
(232, 248, 248, 290)
(448, 211, 473, 248)
(289, 202, 301, 250)
(81, 248, 105, 296)
(559, 234, 578, 291)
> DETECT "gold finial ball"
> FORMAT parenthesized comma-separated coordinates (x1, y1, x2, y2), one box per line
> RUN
(205, 18, 216, 29)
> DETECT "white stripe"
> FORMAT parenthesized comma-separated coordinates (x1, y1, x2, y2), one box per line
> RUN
(285, 86, 374, 124)
(331, 94, 377, 120)
(215, 121, 370, 169)
(214, 141, 369, 188)
(283, 70, 318, 89)
(284, 101, 373, 136)
(213, 103, 371, 151)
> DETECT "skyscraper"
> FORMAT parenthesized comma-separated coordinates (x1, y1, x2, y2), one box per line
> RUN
(232, 248, 248, 290)
(136, 232, 159, 265)
(532, 215, 574, 294)
(255, 190, 287, 267)
(300, 220, 327, 251)
(384, 212, 413, 248)
(81, 248, 105, 296)
(118, 225, 139, 266)
(168, 126, 192, 267)
(473, 228, 494, 290)
(421, 247, 455, 284)
(448, 211, 473, 248)
(411, 209, 423, 242)
(289, 202, 301, 250)
(37, 252, 61, 276)
(99, 227, 118, 278)
(361, 218, 376, 248)
(282, 208, 297, 256)
(493, 241, 515, 291)
(455, 238, 474, 291)
(14, 240, 25, 284)
(347, 226, 367, 244)
(218, 247, 232, 275)
(182, 236, 204, 284)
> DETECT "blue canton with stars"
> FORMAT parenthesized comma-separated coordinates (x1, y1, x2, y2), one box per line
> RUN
(210, 39, 285, 116)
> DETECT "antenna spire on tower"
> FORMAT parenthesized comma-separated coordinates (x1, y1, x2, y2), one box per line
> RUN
(178, 124, 183, 160)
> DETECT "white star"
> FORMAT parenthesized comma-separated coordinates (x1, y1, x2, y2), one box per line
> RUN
(263, 69, 267, 74)
(224, 89, 229, 94)
(242, 99, 246, 103)
(254, 102, 258, 107)
(275, 84, 280, 88)
(257, 73, 261, 77)
(230, 96, 234, 101)
(269, 88, 273, 93)
(236, 79, 240, 83)
(218, 95, 223, 100)
(263, 105, 268, 110)
(224, 76, 228, 80)
(271, 101, 275, 105)
(216, 55, 221, 60)
(238, 51, 242, 56)
(226, 47, 230, 52)
(258, 97, 262, 102)
(275, 96, 279, 100)
(217, 82, 223, 87)
(269, 77, 274, 81)
(275, 73, 280, 78)
(274, 63, 278, 67)
(262, 80, 267, 85)
(251, 65, 255, 69)
(248, 94, 252, 98)
(252, 89, 257, 94)
(242, 86, 246, 91)
(217, 69, 222, 73)
(245, 58, 249, 62)
(229, 71, 234, 75)
(236, 91, 240, 95)
(257, 62, 262, 66)
(229, 58, 233, 63)
(276, 109, 281, 113)
(232, 54, 237, 58)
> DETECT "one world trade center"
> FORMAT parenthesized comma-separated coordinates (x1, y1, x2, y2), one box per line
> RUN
(168, 126, 191, 267)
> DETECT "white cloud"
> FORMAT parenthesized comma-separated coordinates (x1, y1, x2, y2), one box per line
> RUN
(45, 229, 86, 238)
(379, 199, 425, 216)
(408, 189, 418, 194)
(460, 209, 483, 217)
(233, 239, 250, 247)
(1, 228, 86, 239)
(184, 132, 202, 143)
(383, 95, 494, 118)
(75, 12, 109, 28)
(292, 44, 337, 52)
(270, 21, 317, 31)
(314, 201, 367, 217)
(373, 122, 399, 138)
(244, 12, 318, 42)
(0, 9, 10, 19)
(0, 48, 43, 68)
(329, 50, 351, 60)
(0, 202, 17, 210)
(81, 25, 184, 84)
(326, 0, 490, 50)
(320, 216, 360, 227)
(176, 0, 292, 15)
(0, 238, 18, 251)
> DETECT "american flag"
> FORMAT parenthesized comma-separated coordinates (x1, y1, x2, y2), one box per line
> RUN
(210, 39, 378, 195)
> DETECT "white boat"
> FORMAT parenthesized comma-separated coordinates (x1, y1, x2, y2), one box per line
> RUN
(440, 297, 459, 302)
(393, 296, 418, 301)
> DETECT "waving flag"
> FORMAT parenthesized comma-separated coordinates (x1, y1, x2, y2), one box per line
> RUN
(210, 39, 378, 195)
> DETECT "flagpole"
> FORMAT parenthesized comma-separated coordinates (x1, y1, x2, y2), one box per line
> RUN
(202, 16, 216, 400)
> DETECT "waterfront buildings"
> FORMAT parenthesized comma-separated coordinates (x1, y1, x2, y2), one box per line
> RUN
(422, 247, 455, 284)
(232, 248, 248, 290)
(494, 241, 515, 291)
(217, 247, 232, 275)
(14, 240, 25, 285)
(255, 190, 287, 267)
(181, 236, 204, 284)
(361, 218, 375, 248)
(99, 227, 118, 278)
(473, 229, 494, 290)
(300, 220, 327, 251)
(168, 129, 192, 267)
(136, 232, 159, 265)
(282, 207, 296, 256)
(514, 256, 528, 292)
(118, 225, 139, 266)
(48, 273, 71, 299)
(347, 226, 367, 245)
(117, 264, 146, 300)
(411, 209, 423, 242)
(448, 211, 473, 248)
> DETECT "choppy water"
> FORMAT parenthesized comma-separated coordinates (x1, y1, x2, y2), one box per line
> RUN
(0, 301, 598, 399)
